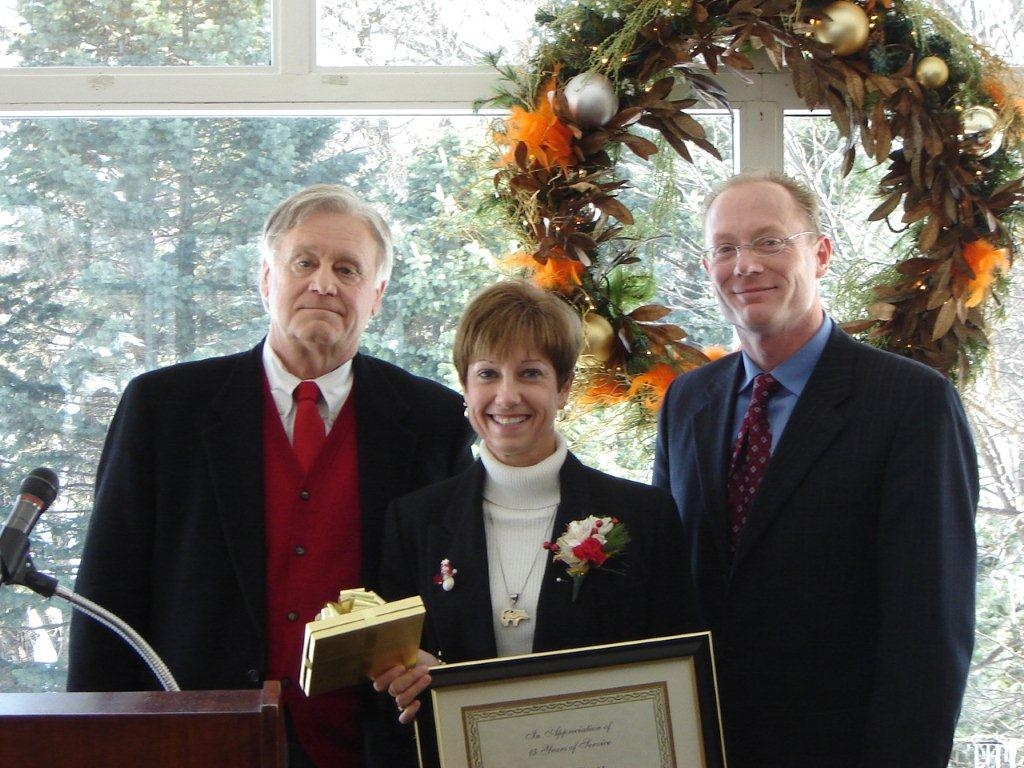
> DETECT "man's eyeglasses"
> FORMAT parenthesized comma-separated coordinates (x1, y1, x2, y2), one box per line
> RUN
(703, 231, 817, 263)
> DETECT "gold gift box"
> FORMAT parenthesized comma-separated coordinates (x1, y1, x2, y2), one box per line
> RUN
(299, 588, 425, 696)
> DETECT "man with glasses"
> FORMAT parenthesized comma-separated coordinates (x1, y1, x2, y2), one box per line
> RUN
(654, 170, 978, 767)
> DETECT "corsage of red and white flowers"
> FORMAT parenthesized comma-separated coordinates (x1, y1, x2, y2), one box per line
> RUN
(545, 515, 630, 601)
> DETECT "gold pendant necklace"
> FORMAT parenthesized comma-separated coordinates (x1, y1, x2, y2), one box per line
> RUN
(495, 548, 543, 628)
(487, 508, 558, 629)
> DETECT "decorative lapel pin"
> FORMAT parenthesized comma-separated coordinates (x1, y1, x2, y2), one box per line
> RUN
(433, 558, 457, 592)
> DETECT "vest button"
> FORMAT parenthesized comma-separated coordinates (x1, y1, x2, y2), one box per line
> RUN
(287, 611, 298, 622)
(246, 668, 260, 683)
(299, 490, 311, 500)
(294, 545, 306, 556)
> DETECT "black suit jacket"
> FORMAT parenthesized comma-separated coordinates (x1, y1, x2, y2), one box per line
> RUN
(653, 325, 978, 768)
(381, 453, 702, 768)
(66, 344, 474, 755)
(381, 453, 699, 661)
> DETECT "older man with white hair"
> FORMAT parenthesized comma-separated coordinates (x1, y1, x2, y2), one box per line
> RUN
(69, 184, 474, 768)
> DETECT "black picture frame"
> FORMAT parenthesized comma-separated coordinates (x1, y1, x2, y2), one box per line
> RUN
(415, 631, 725, 768)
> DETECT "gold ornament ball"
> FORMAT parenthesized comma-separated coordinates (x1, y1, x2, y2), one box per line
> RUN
(961, 105, 1004, 158)
(814, 1, 870, 57)
(563, 72, 619, 129)
(581, 312, 616, 365)
(914, 56, 949, 89)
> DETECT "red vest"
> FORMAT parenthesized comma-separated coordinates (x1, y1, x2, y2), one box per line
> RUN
(263, 380, 363, 767)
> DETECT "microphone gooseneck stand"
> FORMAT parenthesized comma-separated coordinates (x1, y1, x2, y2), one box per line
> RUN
(1, 467, 179, 692)
(13, 559, 181, 692)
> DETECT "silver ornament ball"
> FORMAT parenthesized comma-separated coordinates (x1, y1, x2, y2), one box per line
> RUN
(564, 72, 619, 129)
(961, 105, 1004, 158)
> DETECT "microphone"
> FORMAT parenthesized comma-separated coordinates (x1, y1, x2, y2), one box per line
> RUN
(0, 467, 59, 585)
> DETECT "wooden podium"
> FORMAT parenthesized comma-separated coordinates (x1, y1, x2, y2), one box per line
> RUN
(0, 681, 286, 768)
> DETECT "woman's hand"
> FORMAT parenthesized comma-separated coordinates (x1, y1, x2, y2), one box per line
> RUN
(372, 649, 438, 724)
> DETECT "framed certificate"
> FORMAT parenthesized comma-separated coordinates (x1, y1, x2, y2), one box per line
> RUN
(417, 632, 725, 768)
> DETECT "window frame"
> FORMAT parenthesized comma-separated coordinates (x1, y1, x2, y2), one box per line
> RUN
(0, 0, 803, 171)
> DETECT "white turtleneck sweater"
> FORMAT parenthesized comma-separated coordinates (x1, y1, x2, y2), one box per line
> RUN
(481, 433, 567, 657)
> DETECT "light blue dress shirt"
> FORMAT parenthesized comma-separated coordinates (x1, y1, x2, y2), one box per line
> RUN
(730, 314, 833, 452)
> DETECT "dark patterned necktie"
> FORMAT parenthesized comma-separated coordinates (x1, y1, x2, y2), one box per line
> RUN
(726, 372, 780, 549)
(292, 381, 326, 473)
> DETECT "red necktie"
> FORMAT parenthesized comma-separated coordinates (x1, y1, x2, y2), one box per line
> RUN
(292, 381, 326, 474)
(726, 372, 780, 549)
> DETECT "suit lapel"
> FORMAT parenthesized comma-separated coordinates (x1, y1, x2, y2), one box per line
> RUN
(352, 354, 416, 586)
(427, 462, 498, 661)
(732, 329, 854, 568)
(429, 456, 593, 659)
(534, 454, 636, 650)
(201, 344, 268, 643)
(694, 357, 744, 566)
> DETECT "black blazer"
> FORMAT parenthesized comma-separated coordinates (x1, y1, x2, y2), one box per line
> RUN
(654, 325, 978, 768)
(381, 453, 700, 661)
(67, 343, 474, 694)
(380, 453, 702, 768)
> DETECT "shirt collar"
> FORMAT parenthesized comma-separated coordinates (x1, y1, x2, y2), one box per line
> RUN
(738, 314, 833, 396)
(261, 341, 354, 420)
(479, 432, 567, 510)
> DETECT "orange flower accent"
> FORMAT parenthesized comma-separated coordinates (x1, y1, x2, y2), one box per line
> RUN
(495, 78, 575, 171)
(982, 77, 1007, 107)
(502, 249, 585, 292)
(533, 256, 585, 291)
(501, 250, 539, 270)
(961, 239, 1010, 308)
(577, 374, 630, 408)
(627, 363, 680, 413)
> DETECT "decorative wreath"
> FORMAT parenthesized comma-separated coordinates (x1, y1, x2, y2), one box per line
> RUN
(479, 0, 1022, 414)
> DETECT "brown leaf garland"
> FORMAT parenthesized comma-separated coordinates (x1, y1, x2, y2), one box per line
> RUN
(485, 0, 1021, 409)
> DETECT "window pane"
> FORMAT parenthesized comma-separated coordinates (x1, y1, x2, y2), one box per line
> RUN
(927, 0, 1024, 66)
(557, 112, 736, 479)
(0, 0, 271, 67)
(783, 113, 899, 321)
(639, 113, 736, 350)
(317, 0, 540, 66)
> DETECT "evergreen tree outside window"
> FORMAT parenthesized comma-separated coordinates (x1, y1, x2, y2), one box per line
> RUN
(0, 0, 271, 67)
